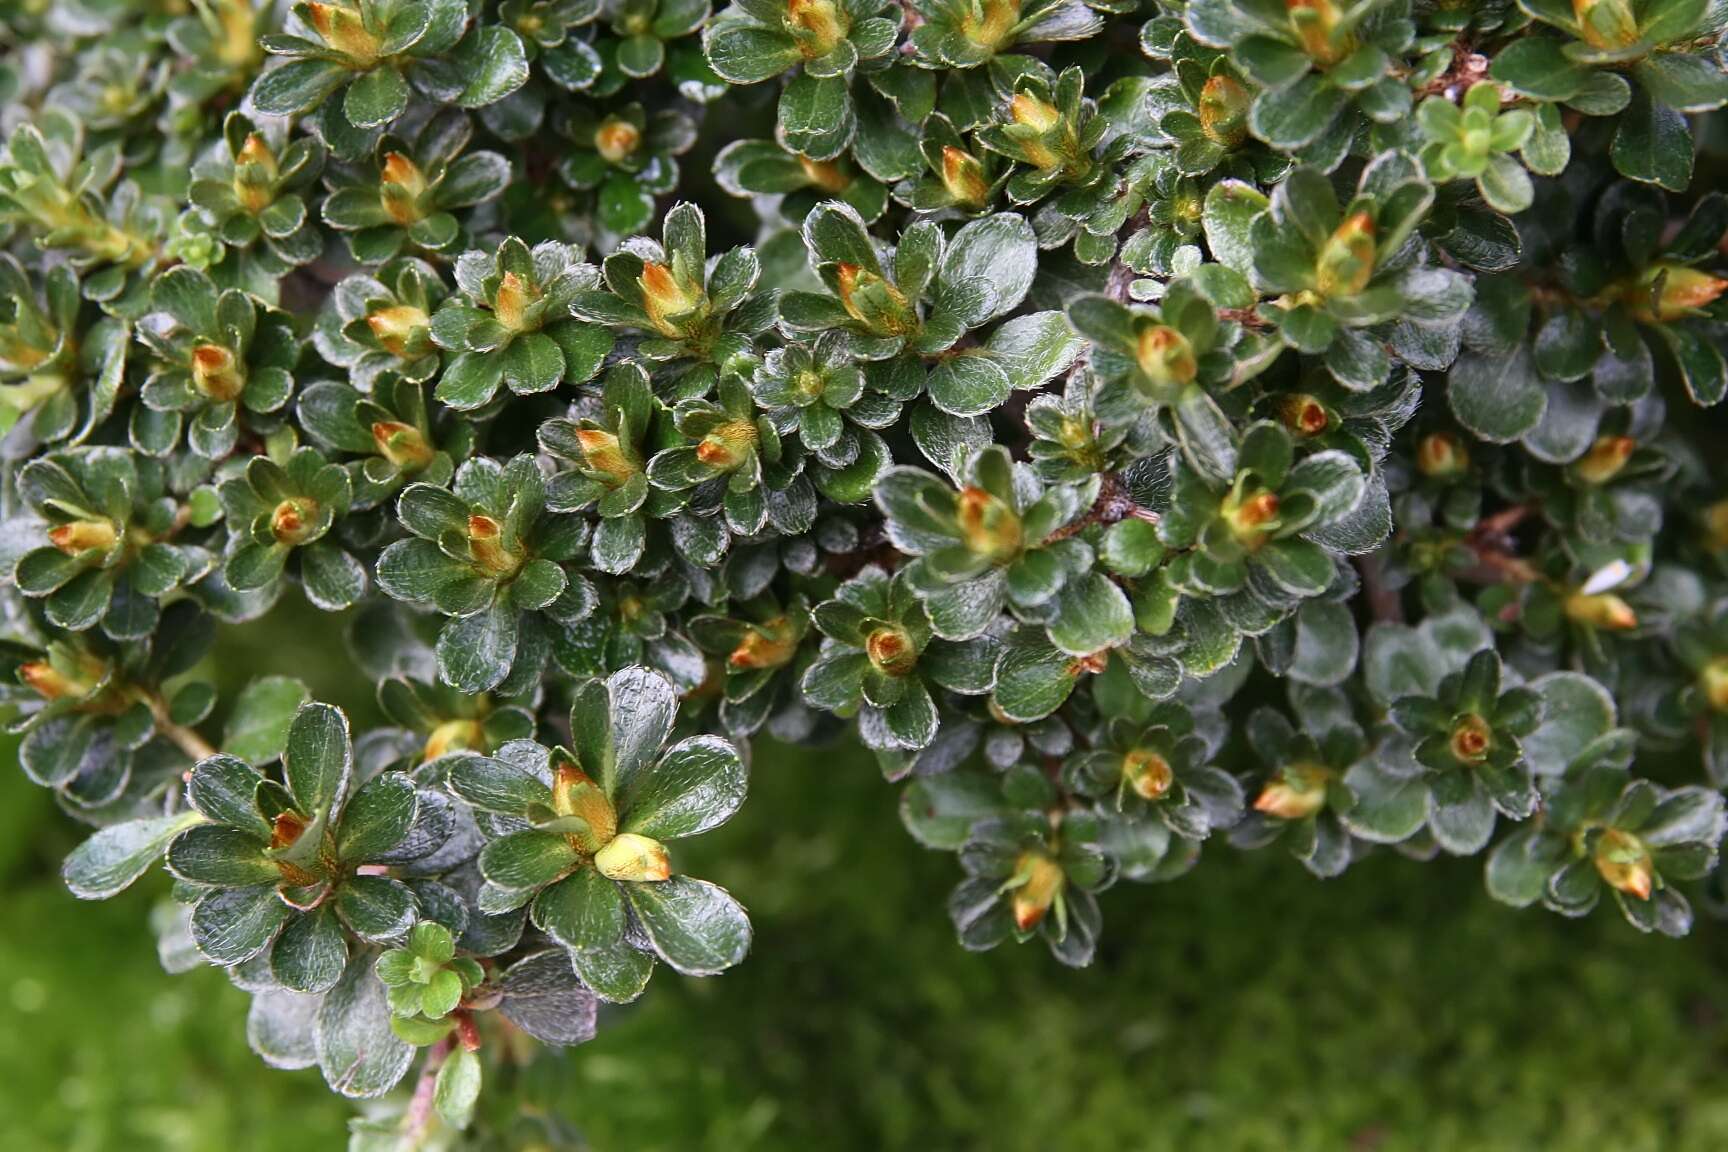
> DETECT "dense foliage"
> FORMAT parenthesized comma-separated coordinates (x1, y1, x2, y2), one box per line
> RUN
(3, 0, 1728, 1141)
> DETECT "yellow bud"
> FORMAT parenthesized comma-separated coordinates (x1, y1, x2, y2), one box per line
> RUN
(938, 146, 990, 209)
(270, 497, 318, 546)
(1286, 0, 1350, 65)
(1699, 658, 1728, 713)
(1416, 431, 1469, 479)
(594, 832, 671, 882)
(865, 626, 918, 677)
(797, 153, 851, 194)
(1253, 762, 1329, 820)
(964, 0, 1020, 50)
(423, 718, 484, 760)
(19, 660, 94, 702)
(1133, 324, 1197, 395)
(307, 2, 382, 63)
(1197, 75, 1250, 148)
(1009, 92, 1060, 134)
(575, 427, 636, 486)
(1222, 486, 1280, 549)
(1563, 591, 1638, 632)
(1624, 263, 1728, 324)
(365, 303, 429, 358)
(728, 617, 799, 671)
(1593, 827, 1654, 900)
(695, 419, 759, 473)
(1704, 499, 1728, 552)
(1449, 713, 1493, 763)
(639, 262, 700, 338)
(233, 134, 278, 215)
(371, 421, 434, 471)
(594, 118, 641, 165)
(956, 485, 1024, 563)
(1572, 0, 1641, 51)
(466, 514, 520, 577)
(494, 271, 536, 332)
(834, 263, 916, 335)
(270, 809, 309, 853)
(1009, 851, 1065, 932)
(552, 759, 619, 851)
(379, 152, 427, 226)
(1315, 211, 1377, 298)
(1122, 748, 1174, 802)
(49, 519, 118, 555)
(1571, 435, 1635, 486)
(190, 343, 244, 401)
(786, 0, 849, 57)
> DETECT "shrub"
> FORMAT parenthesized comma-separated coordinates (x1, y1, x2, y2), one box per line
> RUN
(3, 0, 1728, 1140)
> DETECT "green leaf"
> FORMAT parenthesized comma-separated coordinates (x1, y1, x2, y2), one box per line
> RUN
(926, 355, 1013, 417)
(624, 876, 753, 976)
(251, 59, 350, 115)
(437, 597, 519, 693)
(1448, 346, 1546, 442)
(284, 702, 352, 820)
(342, 66, 409, 129)
(480, 829, 580, 892)
(271, 906, 349, 994)
(63, 811, 202, 900)
(336, 773, 418, 862)
(1047, 573, 1134, 657)
(1611, 88, 1693, 192)
(318, 956, 414, 1098)
(435, 1047, 482, 1131)
(533, 868, 626, 952)
(192, 883, 291, 965)
(335, 875, 419, 942)
(620, 735, 748, 840)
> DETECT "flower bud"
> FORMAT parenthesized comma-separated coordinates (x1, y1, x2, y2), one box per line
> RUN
(956, 485, 1024, 563)
(938, 146, 990, 209)
(728, 617, 799, 671)
(1571, 435, 1635, 486)
(365, 303, 430, 358)
(797, 154, 851, 193)
(1449, 713, 1492, 763)
(1563, 591, 1638, 631)
(379, 152, 427, 226)
(1197, 75, 1251, 148)
(466, 514, 520, 577)
(1286, 0, 1350, 65)
(594, 118, 641, 165)
(1704, 499, 1728, 552)
(494, 271, 536, 333)
(233, 134, 278, 215)
(49, 519, 118, 555)
(1592, 827, 1654, 901)
(695, 419, 759, 472)
(1573, 0, 1641, 51)
(552, 758, 618, 849)
(423, 718, 484, 761)
(595, 832, 671, 882)
(1699, 658, 1728, 713)
(1009, 851, 1065, 932)
(1253, 762, 1329, 820)
(191, 342, 245, 401)
(307, 1, 382, 63)
(270, 497, 319, 546)
(371, 421, 434, 471)
(19, 660, 96, 701)
(1624, 263, 1728, 323)
(1276, 392, 1330, 437)
(270, 810, 309, 852)
(1222, 485, 1280, 548)
(1008, 93, 1063, 169)
(1133, 324, 1197, 396)
(1315, 211, 1376, 299)
(965, 0, 1020, 50)
(639, 262, 701, 338)
(1416, 431, 1469, 479)
(866, 625, 919, 677)
(1122, 748, 1174, 802)
(786, 0, 850, 57)
(834, 263, 917, 336)
(575, 427, 637, 486)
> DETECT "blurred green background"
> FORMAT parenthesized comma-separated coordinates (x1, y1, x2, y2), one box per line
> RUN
(3, 603, 1728, 1151)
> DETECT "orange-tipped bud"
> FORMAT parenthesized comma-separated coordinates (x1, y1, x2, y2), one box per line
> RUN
(1315, 211, 1376, 298)
(1416, 431, 1469, 479)
(834, 262, 915, 335)
(1222, 486, 1280, 548)
(797, 153, 851, 194)
(595, 832, 671, 882)
(370, 421, 433, 471)
(695, 419, 758, 473)
(552, 758, 618, 851)
(939, 146, 990, 209)
(1571, 435, 1635, 486)
(307, 1, 382, 62)
(1563, 591, 1638, 632)
(1134, 324, 1198, 395)
(1449, 713, 1493, 763)
(1286, 0, 1349, 65)
(594, 118, 642, 165)
(964, 0, 1020, 49)
(866, 626, 919, 677)
(1624, 263, 1728, 324)
(19, 660, 93, 701)
(423, 718, 485, 761)
(271, 497, 318, 546)
(465, 514, 519, 577)
(575, 427, 636, 485)
(1009, 851, 1065, 932)
(1123, 748, 1174, 802)
(1277, 393, 1330, 437)
(494, 271, 534, 333)
(1700, 658, 1728, 713)
(270, 810, 308, 852)
(364, 303, 429, 358)
(728, 618, 799, 671)
(1253, 762, 1329, 820)
(1704, 499, 1728, 552)
(49, 519, 117, 555)
(233, 134, 278, 214)
(956, 485, 1024, 564)
(1593, 827, 1654, 900)
(1573, 0, 1641, 51)
(639, 262, 700, 338)
(190, 343, 244, 401)
(786, 0, 849, 56)
(379, 152, 427, 225)
(1197, 75, 1251, 147)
